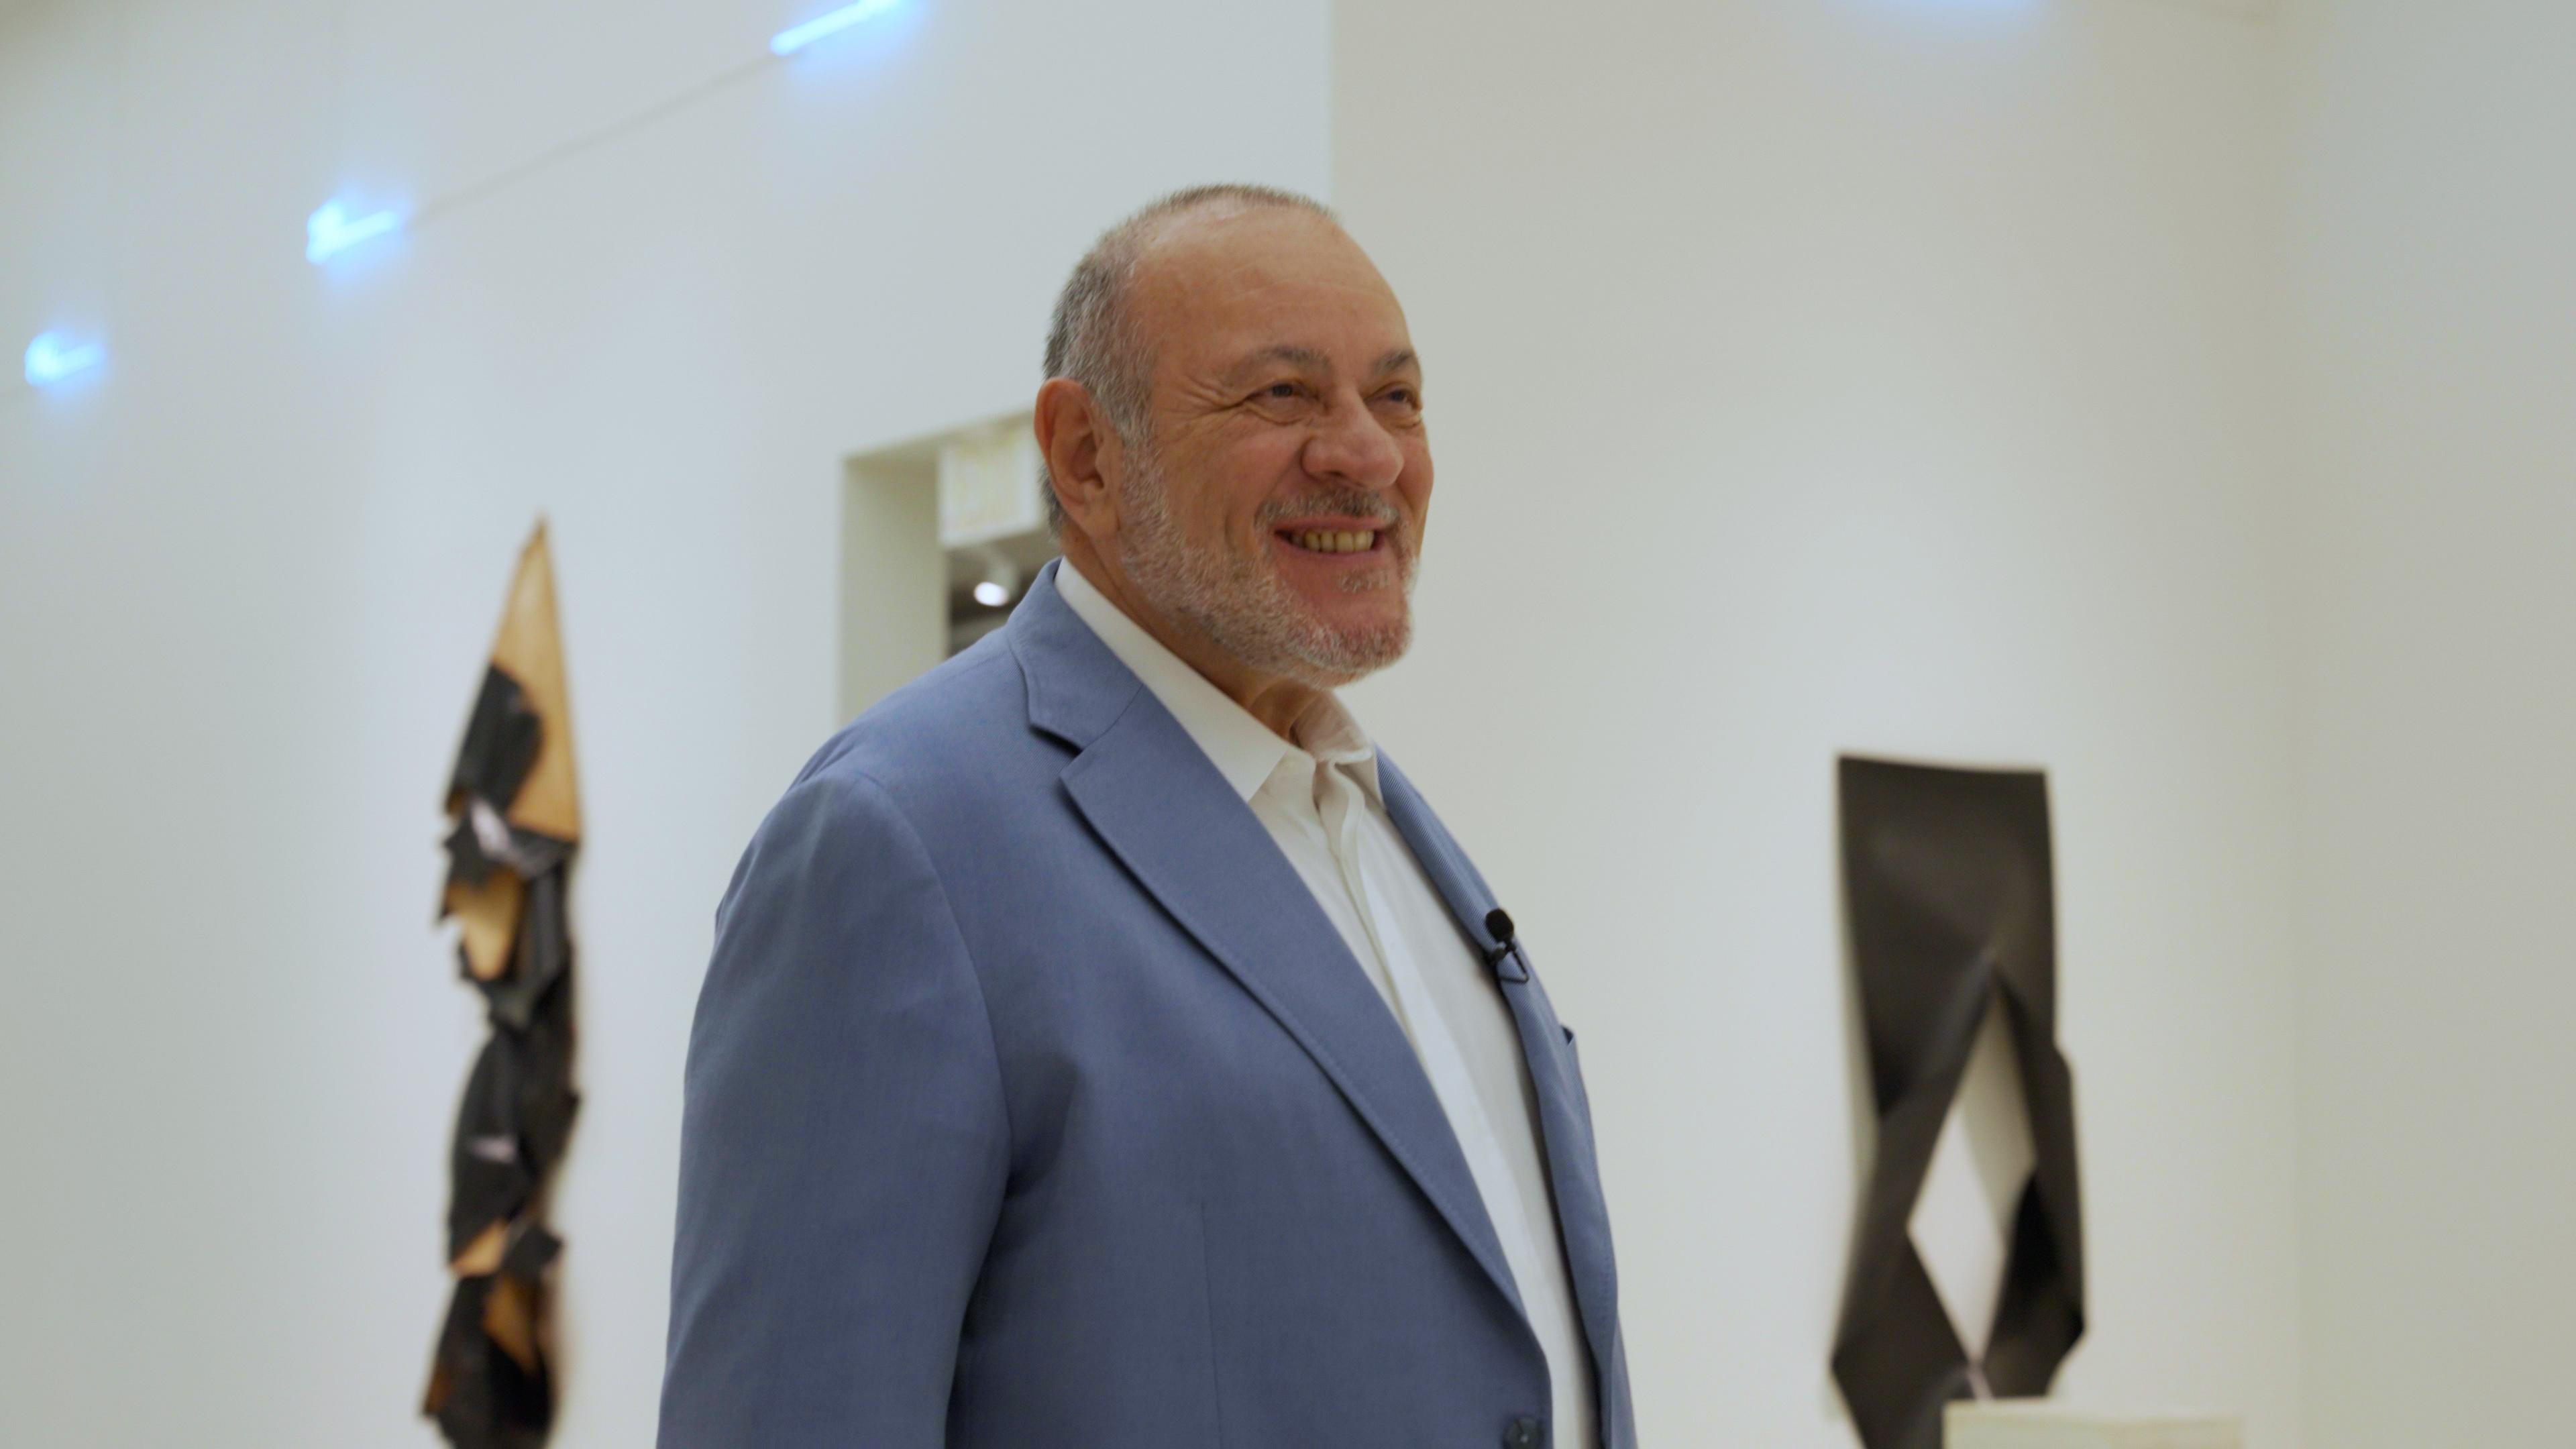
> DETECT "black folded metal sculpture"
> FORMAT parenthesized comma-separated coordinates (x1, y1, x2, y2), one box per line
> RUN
(425, 523, 582, 1449)
(1832, 757, 2084, 1449)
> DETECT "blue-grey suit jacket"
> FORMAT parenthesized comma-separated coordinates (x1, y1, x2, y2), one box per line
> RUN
(660, 560, 1633, 1448)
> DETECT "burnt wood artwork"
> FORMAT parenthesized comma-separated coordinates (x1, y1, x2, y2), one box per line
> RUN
(424, 523, 582, 1449)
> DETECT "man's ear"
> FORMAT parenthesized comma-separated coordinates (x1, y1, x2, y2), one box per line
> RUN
(1034, 378, 1122, 541)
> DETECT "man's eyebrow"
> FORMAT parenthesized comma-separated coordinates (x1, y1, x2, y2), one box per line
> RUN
(1223, 344, 1421, 383)
(1228, 344, 1332, 380)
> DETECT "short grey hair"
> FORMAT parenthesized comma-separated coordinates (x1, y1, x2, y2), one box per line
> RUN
(1039, 183, 1338, 534)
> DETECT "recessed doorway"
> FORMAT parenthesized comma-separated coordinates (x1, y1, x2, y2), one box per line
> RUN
(838, 412, 1053, 724)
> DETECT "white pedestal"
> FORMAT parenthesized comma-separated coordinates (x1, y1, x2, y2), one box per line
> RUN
(1944, 1402, 2244, 1449)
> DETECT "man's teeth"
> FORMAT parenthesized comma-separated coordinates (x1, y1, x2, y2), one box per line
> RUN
(1291, 529, 1377, 553)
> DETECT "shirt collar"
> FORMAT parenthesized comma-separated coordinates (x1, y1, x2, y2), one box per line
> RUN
(1054, 561, 1381, 806)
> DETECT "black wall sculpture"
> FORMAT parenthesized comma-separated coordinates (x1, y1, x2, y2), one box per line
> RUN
(1832, 756, 2084, 1449)
(423, 524, 582, 1449)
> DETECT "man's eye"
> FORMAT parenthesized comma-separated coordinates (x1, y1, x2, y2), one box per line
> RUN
(1263, 382, 1301, 400)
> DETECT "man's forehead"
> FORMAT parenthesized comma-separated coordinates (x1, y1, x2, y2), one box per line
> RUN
(1130, 213, 1410, 379)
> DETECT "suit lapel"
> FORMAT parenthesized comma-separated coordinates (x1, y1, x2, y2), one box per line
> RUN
(1061, 705, 1527, 1324)
(1377, 757, 1625, 1424)
(1009, 564, 1527, 1326)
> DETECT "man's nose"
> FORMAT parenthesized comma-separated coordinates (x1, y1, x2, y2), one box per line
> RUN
(1300, 392, 1406, 492)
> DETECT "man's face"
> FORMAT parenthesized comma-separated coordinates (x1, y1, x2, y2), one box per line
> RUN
(1110, 209, 1432, 688)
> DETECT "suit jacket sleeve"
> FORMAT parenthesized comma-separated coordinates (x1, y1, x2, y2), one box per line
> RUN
(659, 769, 1012, 1447)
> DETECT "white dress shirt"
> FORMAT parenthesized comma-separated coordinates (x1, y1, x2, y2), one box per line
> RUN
(1057, 564, 1596, 1447)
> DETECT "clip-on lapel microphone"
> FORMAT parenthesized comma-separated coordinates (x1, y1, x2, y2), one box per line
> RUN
(1482, 908, 1529, 983)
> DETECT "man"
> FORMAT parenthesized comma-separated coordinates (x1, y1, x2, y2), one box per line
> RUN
(660, 185, 1633, 1449)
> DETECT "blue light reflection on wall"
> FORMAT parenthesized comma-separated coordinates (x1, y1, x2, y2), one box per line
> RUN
(23, 9, 932, 392)
(771, 0, 904, 56)
(306, 200, 405, 263)
(23, 331, 107, 388)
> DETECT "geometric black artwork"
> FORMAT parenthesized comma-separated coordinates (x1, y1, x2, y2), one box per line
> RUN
(1832, 756, 2084, 1449)
(423, 523, 582, 1449)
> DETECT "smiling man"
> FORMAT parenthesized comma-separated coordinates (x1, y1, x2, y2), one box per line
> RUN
(659, 186, 1633, 1449)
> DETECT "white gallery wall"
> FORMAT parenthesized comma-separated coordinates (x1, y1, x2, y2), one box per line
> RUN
(0, 1, 1327, 1444)
(1331, 1, 2306, 1444)
(5, 0, 2568, 1446)
(2279, 3, 2576, 1446)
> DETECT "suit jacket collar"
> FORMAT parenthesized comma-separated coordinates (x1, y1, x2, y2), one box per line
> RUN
(1049, 559, 1305, 802)
(1006, 559, 1150, 753)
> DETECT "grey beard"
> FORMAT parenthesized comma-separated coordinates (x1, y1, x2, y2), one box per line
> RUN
(1114, 453, 1415, 688)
